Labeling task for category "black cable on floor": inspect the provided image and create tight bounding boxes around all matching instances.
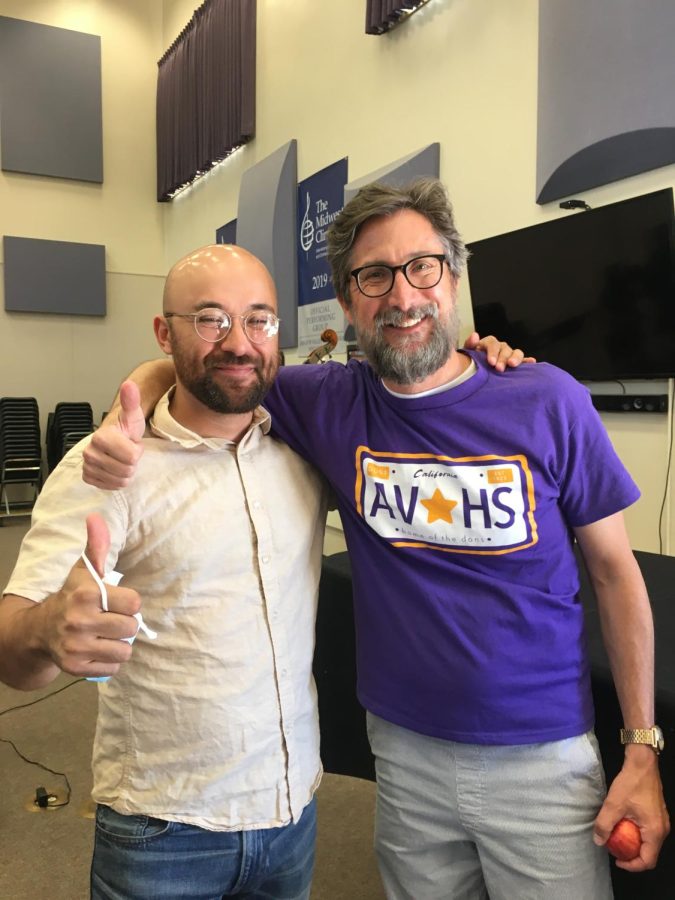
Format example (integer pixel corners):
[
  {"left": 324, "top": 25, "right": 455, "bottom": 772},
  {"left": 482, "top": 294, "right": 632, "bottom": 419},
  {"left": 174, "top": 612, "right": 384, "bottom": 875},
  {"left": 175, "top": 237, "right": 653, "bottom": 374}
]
[{"left": 0, "top": 678, "right": 85, "bottom": 809}]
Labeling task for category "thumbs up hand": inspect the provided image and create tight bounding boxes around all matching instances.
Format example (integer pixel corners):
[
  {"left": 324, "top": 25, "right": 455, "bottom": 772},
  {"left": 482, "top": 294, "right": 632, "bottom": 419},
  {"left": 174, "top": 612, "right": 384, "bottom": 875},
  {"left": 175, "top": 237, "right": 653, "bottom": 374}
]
[
  {"left": 83, "top": 381, "right": 146, "bottom": 490},
  {"left": 39, "top": 514, "right": 142, "bottom": 679},
  {"left": 117, "top": 381, "right": 147, "bottom": 443},
  {"left": 82, "top": 510, "right": 112, "bottom": 578}
]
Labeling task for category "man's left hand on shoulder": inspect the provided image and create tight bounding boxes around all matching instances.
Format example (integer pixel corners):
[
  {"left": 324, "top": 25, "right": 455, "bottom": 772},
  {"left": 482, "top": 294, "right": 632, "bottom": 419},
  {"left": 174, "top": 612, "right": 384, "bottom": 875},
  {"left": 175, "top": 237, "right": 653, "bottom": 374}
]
[{"left": 463, "top": 332, "right": 536, "bottom": 372}]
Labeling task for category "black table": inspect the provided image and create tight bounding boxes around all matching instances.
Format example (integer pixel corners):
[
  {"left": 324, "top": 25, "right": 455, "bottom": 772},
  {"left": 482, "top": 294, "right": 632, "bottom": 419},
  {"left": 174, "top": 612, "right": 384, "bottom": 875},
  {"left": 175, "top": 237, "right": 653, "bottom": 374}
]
[{"left": 313, "top": 548, "right": 674, "bottom": 898}]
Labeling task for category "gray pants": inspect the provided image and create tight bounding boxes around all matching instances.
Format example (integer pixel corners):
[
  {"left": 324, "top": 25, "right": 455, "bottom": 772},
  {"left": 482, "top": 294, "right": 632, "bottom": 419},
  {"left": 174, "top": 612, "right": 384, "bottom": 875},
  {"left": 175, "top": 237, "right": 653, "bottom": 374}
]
[{"left": 367, "top": 713, "right": 613, "bottom": 900}]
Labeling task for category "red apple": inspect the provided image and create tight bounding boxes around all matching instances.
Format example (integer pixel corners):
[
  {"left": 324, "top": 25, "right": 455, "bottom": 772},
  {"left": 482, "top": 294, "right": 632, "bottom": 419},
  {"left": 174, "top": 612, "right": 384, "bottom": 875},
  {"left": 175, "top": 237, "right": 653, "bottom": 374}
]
[{"left": 606, "top": 818, "right": 642, "bottom": 861}]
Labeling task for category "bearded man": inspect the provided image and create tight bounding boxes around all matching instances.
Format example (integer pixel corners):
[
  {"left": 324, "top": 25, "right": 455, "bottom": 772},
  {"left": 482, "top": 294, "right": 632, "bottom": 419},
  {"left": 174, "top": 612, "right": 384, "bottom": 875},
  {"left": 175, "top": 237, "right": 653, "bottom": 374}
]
[
  {"left": 0, "top": 246, "right": 330, "bottom": 900},
  {"left": 75, "top": 178, "right": 668, "bottom": 899}
]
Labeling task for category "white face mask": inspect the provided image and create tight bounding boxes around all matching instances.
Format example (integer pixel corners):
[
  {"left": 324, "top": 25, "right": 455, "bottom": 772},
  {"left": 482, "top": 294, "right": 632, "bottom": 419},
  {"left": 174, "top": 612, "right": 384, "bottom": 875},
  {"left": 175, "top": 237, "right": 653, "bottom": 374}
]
[{"left": 81, "top": 551, "right": 157, "bottom": 683}]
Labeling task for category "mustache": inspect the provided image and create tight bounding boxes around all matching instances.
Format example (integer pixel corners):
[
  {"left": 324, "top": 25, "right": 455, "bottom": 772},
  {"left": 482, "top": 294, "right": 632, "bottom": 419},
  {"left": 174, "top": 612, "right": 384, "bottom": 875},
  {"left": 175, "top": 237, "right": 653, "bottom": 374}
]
[
  {"left": 205, "top": 350, "right": 261, "bottom": 369},
  {"left": 375, "top": 303, "right": 439, "bottom": 328}
]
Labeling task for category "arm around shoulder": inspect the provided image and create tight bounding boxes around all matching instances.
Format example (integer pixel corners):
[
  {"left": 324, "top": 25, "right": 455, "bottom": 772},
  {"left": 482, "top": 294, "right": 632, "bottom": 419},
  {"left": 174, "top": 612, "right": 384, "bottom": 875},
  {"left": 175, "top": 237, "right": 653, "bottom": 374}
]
[
  {"left": 102, "top": 359, "right": 175, "bottom": 426},
  {"left": 83, "top": 361, "right": 174, "bottom": 490}
]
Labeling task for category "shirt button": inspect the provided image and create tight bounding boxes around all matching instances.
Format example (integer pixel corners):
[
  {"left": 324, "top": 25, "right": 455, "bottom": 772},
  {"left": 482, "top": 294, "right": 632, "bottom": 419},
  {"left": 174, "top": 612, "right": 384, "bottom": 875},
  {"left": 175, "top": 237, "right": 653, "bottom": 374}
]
[
  {"left": 262, "top": 555, "right": 270, "bottom": 564},
  {"left": 253, "top": 500, "right": 261, "bottom": 509}
]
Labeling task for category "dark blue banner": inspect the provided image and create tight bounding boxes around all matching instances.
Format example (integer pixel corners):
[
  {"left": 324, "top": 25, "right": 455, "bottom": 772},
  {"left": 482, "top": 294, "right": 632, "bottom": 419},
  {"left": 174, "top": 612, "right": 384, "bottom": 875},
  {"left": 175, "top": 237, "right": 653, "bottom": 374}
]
[{"left": 296, "top": 158, "right": 348, "bottom": 351}]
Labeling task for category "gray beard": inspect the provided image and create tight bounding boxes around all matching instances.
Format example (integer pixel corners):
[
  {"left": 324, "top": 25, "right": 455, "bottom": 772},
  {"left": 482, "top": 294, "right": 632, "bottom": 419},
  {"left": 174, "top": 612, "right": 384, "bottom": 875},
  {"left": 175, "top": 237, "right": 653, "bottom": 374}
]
[{"left": 355, "top": 303, "right": 460, "bottom": 385}]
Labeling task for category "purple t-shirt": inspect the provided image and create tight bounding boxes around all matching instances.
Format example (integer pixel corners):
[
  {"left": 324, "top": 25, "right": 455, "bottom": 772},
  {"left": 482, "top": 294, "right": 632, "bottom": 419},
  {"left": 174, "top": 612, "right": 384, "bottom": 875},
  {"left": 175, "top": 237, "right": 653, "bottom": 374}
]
[{"left": 265, "top": 351, "right": 639, "bottom": 744}]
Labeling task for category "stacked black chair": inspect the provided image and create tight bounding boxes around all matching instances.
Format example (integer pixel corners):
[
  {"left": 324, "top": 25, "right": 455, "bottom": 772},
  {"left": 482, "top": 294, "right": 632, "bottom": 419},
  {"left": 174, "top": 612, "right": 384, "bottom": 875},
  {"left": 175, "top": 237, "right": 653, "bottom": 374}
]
[
  {"left": 0, "top": 396, "right": 43, "bottom": 517},
  {"left": 47, "top": 402, "right": 95, "bottom": 472}
]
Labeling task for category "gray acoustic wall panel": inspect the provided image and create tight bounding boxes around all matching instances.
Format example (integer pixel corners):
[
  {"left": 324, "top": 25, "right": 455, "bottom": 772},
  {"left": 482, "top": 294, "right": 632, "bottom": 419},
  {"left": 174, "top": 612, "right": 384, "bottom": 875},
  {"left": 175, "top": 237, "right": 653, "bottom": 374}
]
[
  {"left": 237, "top": 141, "right": 298, "bottom": 348},
  {"left": 0, "top": 16, "right": 103, "bottom": 183},
  {"left": 4, "top": 236, "right": 106, "bottom": 316},
  {"left": 344, "top": 143, "right": 440, "bottom": 203},
  {"left": 537, "top": 0, "right": 675, "bottom": 204}
]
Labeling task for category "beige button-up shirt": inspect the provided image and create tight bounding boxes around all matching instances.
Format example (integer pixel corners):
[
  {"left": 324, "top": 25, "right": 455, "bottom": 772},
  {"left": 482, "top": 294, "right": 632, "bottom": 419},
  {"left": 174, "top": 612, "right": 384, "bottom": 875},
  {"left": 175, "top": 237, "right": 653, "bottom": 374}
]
[{"left": 5, "top": 392, "right": 329, "bottom": 830}]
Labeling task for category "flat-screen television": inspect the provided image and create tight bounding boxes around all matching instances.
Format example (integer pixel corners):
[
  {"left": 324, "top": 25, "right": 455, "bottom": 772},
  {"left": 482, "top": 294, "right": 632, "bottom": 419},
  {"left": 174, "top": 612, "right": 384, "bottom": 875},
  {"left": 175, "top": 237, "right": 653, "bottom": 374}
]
[{"left": 467, "top": 189, "right": 675, "bottom": 381}]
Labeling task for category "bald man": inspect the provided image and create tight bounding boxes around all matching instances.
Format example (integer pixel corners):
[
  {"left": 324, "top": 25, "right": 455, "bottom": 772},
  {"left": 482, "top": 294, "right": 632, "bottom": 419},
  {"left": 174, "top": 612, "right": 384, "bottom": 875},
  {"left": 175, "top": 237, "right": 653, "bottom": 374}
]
[{"left": 0, "top": 246, "right": 330, "bottom": 900}]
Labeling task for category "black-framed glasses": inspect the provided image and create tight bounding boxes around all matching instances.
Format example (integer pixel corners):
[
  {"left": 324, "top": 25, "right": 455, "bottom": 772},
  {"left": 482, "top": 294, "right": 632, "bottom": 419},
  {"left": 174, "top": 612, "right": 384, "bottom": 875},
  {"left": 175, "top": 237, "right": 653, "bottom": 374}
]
[
  {"left": 164, "top": 308, "right": 281, "bottom": 344},
  {"left": 350, "top": 253, "right": 447, "bottom": 298}
]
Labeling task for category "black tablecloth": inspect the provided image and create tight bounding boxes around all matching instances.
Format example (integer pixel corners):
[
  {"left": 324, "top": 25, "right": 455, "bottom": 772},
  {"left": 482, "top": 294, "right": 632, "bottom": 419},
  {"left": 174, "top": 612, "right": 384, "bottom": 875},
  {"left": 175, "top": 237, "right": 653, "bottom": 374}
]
[{"left": 313, "top": 548, "right": 675, "bottom": 897}]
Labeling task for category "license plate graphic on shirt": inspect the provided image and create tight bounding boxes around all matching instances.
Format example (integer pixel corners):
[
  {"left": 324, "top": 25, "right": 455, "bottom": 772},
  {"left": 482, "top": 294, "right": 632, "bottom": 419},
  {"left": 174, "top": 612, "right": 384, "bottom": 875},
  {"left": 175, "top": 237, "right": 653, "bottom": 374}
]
[{"left": 354, "top": 447, "right": 537, "bottom": 554}]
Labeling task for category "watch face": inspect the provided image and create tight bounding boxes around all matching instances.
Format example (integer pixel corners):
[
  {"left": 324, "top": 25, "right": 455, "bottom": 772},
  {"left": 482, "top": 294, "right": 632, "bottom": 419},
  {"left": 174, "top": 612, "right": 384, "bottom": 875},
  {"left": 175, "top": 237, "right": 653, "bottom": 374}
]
[{"left": 655, "top": 726, "right": 665, "bottom": 751}]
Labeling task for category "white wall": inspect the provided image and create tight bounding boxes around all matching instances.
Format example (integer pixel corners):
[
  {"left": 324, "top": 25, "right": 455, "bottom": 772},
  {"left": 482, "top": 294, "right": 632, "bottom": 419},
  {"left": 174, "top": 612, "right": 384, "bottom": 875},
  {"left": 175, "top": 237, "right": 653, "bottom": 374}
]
[
  {"left": 0, "top": 0, "right": 166, "bottom": 437},
  {"left": 157, "top": 0, "right": 674, "bottom": 554},
  {"left": 1, "top": 0, "right": 671, "bottom": 551}
]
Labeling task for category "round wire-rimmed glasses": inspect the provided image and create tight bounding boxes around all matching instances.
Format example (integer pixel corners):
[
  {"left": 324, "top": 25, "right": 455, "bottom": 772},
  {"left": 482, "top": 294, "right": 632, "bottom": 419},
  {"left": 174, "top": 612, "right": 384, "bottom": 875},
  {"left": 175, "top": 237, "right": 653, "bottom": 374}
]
[
  {"left": 164, "top": 308, "right": 281, "bottom": 344},
  {"left": 350, "top": 253, "right": 447, "bottom": 298}
]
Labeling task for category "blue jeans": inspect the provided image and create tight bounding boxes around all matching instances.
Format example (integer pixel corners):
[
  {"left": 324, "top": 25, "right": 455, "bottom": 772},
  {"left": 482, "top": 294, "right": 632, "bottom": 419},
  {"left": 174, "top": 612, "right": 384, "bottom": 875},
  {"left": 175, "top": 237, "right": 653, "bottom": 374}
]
[{"left": 90, "top": 797, "right": 316, "bottom": 900}]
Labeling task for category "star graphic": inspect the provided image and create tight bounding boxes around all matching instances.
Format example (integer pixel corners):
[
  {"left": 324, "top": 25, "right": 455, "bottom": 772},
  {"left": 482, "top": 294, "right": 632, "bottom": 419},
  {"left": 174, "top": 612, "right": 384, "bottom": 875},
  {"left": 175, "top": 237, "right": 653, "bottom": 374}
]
[{"left": 420, "top": 487, "right": 458, "bottom": 525}]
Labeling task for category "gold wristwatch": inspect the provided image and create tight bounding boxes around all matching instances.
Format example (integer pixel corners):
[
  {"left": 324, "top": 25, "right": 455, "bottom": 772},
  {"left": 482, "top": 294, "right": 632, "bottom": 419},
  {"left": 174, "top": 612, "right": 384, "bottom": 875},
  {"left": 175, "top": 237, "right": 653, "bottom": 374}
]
[{"left": 620, "top": 726, "right": 664, "bottom": 755}]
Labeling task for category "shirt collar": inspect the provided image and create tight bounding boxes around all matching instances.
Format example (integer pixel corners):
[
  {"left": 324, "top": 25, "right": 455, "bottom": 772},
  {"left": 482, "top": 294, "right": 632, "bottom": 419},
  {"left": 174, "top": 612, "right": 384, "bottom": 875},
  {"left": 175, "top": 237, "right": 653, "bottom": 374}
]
[
  {"left": 382, "top": 357, "right": 477, "bottom": 399},
  {"left": 149, "top": 387, "right": 271, "bottom": 449}
]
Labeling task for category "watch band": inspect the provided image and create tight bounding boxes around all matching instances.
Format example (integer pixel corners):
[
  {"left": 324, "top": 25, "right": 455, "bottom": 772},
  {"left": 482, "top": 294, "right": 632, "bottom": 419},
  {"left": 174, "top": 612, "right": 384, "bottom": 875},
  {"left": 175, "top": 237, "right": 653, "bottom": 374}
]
[{"left": 620, "top": 726, "right": 663, "bottom": 754}]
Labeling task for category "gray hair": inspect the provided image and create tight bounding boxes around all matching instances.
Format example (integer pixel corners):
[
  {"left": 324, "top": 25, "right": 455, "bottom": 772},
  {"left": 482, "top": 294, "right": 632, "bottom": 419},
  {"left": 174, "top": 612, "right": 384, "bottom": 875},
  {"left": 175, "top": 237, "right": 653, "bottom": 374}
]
[{"left": 327, "top": 177, "right": 468, "bottom": 305}]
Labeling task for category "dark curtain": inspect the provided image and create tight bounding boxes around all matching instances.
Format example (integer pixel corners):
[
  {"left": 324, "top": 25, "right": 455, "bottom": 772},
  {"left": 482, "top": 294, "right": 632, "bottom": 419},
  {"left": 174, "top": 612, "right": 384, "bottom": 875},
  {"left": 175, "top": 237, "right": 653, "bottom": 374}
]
[
  {"left": 365, "top": 0, "right": 421, "bottom": 35},
  {"left": 156, "top": 0, "right": 256, "bottom": 201}
]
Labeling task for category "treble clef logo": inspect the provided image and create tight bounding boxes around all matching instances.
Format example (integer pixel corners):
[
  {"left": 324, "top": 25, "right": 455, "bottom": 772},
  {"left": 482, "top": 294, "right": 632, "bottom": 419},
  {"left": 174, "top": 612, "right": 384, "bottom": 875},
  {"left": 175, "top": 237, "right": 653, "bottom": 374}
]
[{"left": 300, "top": 192, "right": 314, "bottom": 252}]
